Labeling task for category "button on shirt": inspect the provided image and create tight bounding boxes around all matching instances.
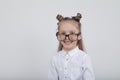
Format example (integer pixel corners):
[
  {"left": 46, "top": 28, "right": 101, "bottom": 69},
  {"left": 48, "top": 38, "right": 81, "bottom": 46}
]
[{"left": 48, "top": 47, "right": 95, "bottom": 80}]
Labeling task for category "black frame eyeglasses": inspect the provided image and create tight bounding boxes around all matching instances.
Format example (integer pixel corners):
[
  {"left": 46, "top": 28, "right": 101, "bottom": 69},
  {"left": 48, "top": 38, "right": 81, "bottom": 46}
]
[{"left": 56, "top": 32, "right": 81, "bottom": 41}]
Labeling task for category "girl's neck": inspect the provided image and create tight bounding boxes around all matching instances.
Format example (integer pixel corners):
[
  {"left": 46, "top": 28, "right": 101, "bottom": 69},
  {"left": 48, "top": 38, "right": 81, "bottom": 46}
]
[{"left": 63, "top": 46, "right": 77, "bottom": 52}]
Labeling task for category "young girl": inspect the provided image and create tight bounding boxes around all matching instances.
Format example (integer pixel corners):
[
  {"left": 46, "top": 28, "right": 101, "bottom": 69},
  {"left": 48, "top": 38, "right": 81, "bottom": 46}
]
[{"left": 48, "top": 13, "right": 95, "bottom": 80}]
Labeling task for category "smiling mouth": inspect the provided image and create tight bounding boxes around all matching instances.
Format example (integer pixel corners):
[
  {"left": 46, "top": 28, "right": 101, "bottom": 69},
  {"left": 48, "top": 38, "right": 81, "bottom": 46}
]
[{"left": 63, "top": 40, "right": 73, "bottom": 44}]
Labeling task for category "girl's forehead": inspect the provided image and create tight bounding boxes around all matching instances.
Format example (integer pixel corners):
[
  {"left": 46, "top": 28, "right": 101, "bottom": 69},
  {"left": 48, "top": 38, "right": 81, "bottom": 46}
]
[
  {"left": 59, "top": 20, "right": 78, "bottom": 26},
  {"left": 58, "top": 20, "right": 79, "bottom": 31}
]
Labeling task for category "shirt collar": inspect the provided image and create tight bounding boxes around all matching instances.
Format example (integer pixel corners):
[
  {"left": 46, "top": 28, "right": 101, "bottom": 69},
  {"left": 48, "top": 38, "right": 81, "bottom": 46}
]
[{"left": 61, "top": 46, "right": 79, "bottom": 57}]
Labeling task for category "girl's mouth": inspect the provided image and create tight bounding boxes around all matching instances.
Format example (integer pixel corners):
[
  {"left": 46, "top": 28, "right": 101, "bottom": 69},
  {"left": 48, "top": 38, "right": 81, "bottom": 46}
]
[{"left": 63, "top": 40, "right": 73, "bottom": 45}]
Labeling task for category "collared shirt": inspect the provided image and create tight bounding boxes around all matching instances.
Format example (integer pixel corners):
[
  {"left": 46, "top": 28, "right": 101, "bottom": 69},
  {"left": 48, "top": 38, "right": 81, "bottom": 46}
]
[{"left": 48, "top": 46, "right": 95, "bottom": 80}]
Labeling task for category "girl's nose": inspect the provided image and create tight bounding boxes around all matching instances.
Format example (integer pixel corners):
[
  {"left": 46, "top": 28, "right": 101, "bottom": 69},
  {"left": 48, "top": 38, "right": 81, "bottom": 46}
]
[
  {"left": 65, "top": 36, "right": 69, "bottom": 40},
  {"left": 65, "top": 35, "right": 70, "bottom": 40}
]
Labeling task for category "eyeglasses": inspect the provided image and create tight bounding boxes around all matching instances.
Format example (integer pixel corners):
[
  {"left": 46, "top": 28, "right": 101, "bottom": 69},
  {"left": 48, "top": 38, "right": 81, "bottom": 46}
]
[{"left": 56, "top": 32, "right": 81, "bottom": 41}]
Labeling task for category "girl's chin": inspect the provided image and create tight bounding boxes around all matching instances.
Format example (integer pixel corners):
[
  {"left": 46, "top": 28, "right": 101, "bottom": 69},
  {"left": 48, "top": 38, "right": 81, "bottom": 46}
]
[
  {"left": 61, "top": 41, "right": 77, "bottom": 50},
  {"left": 63, "top": 45, "right": 73, "bottom": 50},
  {"left": 63, "top": 46, "right": 74, "bottom": 51}
]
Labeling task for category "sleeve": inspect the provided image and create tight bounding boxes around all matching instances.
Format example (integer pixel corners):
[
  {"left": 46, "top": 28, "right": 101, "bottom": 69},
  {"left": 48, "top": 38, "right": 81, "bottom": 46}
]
[
  {"left": 48, "top": 56, "right": 59, "bottom": 80},
  {"left": 82, "top": 54, "right": 95, "bottom": 80}
]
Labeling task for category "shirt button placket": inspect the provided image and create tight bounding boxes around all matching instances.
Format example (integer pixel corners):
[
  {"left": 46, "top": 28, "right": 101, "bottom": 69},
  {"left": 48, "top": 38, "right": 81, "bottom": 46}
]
[{"left": 64, "top": 54, "right": 69, "bottom": 80}]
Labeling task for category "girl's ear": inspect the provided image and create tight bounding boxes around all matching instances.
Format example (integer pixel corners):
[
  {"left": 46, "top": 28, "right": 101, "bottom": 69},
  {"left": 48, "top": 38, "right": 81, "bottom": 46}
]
[{"left": 78, "top": 35, "right": 82, "bottom": 40}]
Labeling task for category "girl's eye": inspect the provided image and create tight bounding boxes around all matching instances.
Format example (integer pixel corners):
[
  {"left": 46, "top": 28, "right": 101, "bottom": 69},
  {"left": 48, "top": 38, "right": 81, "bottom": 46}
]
[{"left": 60, "top": 32, "right": 66, "bottom": 35}]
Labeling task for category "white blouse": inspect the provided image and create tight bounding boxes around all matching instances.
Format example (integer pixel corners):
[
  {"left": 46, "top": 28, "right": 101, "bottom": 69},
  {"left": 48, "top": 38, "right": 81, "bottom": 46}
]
[{"left": 48, "top": 47, "right": 95, "bottom": 80}]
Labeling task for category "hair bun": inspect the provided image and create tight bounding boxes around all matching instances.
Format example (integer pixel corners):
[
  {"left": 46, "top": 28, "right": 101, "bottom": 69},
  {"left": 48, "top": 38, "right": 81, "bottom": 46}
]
[
  {"left": 56, "top": 14, "right": 64, "bottom": 22},
  {"left": 76, "top": 13, "right": 82, "bottom": 19},
  {"left": 72, "top": 13, "right": 82, "bottom": 22}
]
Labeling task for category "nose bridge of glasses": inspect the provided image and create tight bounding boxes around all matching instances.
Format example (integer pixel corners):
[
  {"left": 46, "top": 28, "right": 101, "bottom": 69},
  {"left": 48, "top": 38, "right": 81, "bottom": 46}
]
[
  {"left": 64, "top": 34, "right": 69, "bottom": 40},
  {"left": 65, "top": 34, "right": 70, "bottom": 37}
]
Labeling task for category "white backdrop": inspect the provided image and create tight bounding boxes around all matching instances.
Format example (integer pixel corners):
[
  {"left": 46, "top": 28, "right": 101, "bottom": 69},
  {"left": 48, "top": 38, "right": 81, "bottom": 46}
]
[{"left": 0, "top": 0, "right": 120, "bottom": 80}]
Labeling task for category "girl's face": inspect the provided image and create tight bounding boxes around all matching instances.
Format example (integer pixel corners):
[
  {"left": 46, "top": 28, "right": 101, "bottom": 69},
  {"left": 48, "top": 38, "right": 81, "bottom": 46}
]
[{"left": 58, "top": 21, "right": 81, "bottom": 51}]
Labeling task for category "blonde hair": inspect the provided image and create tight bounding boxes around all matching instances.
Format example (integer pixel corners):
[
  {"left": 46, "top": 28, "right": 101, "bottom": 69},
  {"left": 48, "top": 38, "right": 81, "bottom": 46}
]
[{"left": 56, "top": 13, "right": 84, "bottom": 51}]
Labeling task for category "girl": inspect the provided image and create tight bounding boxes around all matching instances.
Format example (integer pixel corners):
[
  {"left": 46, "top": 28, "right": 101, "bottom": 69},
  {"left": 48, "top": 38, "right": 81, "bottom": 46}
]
[{"left": 48, "top": 13, "right": 95, "bottom": 80}]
